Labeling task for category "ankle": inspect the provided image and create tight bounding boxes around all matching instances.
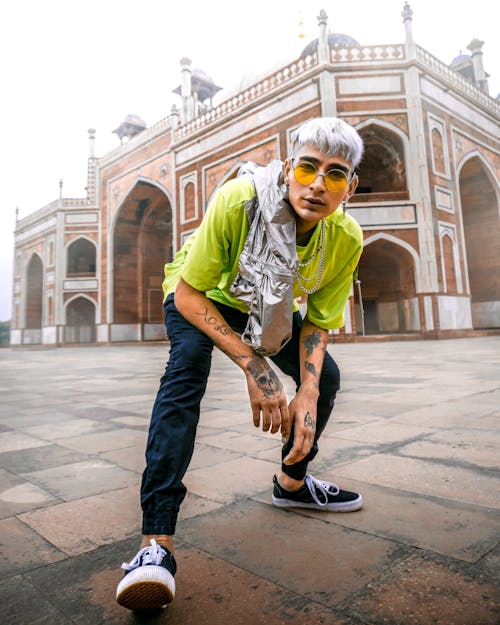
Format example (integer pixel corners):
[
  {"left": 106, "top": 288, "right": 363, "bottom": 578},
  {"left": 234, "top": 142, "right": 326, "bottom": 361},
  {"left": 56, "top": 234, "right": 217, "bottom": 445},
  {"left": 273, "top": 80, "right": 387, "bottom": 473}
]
[
  {"left": 278, "top": 472, "right": 305, "bottom": 492},
  {"left": 141, "top": 534, "right": 174, "bottom": 553}
]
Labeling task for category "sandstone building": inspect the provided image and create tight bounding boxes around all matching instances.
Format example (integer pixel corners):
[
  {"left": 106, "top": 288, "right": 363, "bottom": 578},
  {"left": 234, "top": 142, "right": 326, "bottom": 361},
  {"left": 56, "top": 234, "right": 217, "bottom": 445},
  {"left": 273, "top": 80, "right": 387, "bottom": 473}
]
[{"left": 11, "top": 4, "right": 500, "bottom": 346}]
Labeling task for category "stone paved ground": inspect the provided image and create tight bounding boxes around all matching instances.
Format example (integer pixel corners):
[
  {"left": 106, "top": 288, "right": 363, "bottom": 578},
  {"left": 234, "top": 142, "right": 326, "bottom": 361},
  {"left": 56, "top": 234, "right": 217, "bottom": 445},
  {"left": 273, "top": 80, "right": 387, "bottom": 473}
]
[{"left": 0, "top": 337, "right": 499, "bottom": 625}]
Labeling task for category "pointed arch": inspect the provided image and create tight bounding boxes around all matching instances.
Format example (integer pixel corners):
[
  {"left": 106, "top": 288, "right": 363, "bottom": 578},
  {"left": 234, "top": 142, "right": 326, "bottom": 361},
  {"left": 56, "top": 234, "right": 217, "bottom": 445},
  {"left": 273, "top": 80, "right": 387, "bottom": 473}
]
[
  {"left": 354, "top": 118, "right": 410, "bottom": 203},
  {"left": 112, "top": 176, "right": 174, "bottom": 233},
  {"left": 353, "top": 118, "right": 409, "bottom": 202},
  {"left": 457, "top": 151, "right": 500, "bottom": 329},
  {"left": 64, "top": 295, "right": 96, "bottom": 343},
  {"left": 358, "top": 234, "right": 421, "bottom": 334},
  {"left": 110, "top": 178, "right": 173, "bottom": 334},
  {"left": 441, "top": 233, "right": 457, "bottom": 293},
  {"left": 25, "top": 252, "right": 44, "bottom": 330},
  {"left": 66, "top": 236, "right": 96, "bottom": 275},
  {"left": 456, "top": 150, "right": 500, "bottom": 213},
  {"left": 363, "top": 233, "right": 422, "bottom": 292}
]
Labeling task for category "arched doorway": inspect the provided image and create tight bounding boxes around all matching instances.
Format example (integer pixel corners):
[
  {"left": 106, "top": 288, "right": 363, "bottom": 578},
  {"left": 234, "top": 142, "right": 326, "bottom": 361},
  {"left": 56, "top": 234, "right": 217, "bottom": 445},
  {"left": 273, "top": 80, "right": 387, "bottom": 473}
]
[
  {"left": 67, "top": 238, "right": 96, "bottom": 275},
  {"left": 357, "top": 238, "right": 420, "bottom": 334},
  {"left": 25, "top": 254, "right": 43, "bottom": 337},
  {"left": 64, "top": 297, "right": 96, "bottom": 343},
  {"left": 113, "top": 181, "right": 173, "bottom": 338},
  {"left": 459, "top": 157, "right": 500, "bottom": 329},
  {"left": 355, "top": 124, "right": 409, "bottom": 203}
]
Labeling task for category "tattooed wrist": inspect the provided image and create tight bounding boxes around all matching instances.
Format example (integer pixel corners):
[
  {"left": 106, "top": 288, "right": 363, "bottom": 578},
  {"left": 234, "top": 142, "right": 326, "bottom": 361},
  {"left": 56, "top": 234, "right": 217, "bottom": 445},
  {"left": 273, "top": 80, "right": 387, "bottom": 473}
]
[
  {"left": 304, "top": 361, "right": 318, "bottom": 377},
  {"left": 246, "top": 356, "right": 281, "bottom": 397}
]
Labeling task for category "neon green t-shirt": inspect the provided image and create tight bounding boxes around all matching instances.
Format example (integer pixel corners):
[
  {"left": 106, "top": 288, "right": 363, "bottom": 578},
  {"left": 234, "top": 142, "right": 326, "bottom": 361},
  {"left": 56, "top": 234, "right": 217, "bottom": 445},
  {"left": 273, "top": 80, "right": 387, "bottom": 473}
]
[{"left": 163, "top": 176, "right": 363, "bottom": 330}]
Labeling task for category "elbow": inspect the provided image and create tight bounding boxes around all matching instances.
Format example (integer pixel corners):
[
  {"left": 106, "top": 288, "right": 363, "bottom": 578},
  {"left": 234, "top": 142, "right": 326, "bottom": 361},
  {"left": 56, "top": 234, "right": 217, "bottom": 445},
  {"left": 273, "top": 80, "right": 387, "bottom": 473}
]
[
  {"left": 174, "top": 278, "right": 189, "bottom": 313},
  {"left": 174, "top": 278, "right": 203, "bottom": 314}
]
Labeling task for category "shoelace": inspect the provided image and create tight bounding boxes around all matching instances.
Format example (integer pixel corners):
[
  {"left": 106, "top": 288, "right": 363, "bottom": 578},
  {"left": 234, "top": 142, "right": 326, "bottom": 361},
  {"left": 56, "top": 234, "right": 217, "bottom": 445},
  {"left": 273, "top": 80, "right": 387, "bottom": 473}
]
[
  {"left": 121, "top": 538, "right": 165, "bottom": 572},
  {"left": 304, "top": 475, "right": 340, "bottom": 507}
]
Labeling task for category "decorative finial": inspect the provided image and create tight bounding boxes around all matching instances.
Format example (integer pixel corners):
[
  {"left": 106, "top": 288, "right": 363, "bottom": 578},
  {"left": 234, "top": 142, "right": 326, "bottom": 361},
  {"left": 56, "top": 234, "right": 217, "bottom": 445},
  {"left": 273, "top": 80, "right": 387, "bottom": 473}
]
[
  {"left": 87, "top": 128, "right": 96, "bottom": 158},
  {"left": 59, "top": 178, "right": 63, "bottom": 199},
  {"left": 467, "top": 38, "right": 484, "bottom": 52},
  {"left": 317, "top": 9, "right": 328, "bottom": 27},
  {"left": 402, "top": 2, "right": 413, "bottom": 21},
  {"left": 15, "top": 206, "right": 19, "bottom": 222}
]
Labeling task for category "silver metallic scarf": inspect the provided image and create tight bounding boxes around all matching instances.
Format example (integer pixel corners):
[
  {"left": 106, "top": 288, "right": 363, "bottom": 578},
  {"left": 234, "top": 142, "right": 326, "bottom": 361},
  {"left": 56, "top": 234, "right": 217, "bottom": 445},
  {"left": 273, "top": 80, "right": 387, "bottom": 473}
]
[{"left": 230, "top": 161, "right": 298, "bottom": 356}]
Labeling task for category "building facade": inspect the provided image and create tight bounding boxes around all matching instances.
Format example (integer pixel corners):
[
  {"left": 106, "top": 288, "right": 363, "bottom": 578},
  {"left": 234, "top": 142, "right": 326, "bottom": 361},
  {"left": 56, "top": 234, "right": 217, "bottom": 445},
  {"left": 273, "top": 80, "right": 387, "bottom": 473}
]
[{"left": 11, "top": 4, "right": 500, "bottom": 346}]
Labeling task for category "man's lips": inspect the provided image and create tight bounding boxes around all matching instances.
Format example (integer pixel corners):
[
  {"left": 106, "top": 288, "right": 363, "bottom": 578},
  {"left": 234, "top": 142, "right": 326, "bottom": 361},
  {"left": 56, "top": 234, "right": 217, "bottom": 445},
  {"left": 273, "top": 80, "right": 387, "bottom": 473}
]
[{"left": 302, "top": 196, "right": 325, "bottom": 207}]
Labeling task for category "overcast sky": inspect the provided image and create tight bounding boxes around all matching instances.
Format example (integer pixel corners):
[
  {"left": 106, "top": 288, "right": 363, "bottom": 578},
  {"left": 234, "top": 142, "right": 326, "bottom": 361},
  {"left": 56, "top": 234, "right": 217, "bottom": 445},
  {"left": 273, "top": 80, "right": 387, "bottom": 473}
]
[{"left": 1, "top": 0, "right": 499, "bottom": 322}]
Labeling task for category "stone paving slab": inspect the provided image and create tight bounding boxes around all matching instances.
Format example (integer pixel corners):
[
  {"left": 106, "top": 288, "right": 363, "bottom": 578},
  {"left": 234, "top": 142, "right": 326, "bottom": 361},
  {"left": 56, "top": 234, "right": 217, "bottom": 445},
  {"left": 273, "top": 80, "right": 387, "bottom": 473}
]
[
  {"left": 21, "top": 459, "right": 139, "bottom": 502},
  {"left": 342, "top": 553, "right": 499, "bottom": 625},
  {"left": 0, "top": 468, "right": 59, "bottom": 518},
  {"left": 334, "top": 453, "right": 500, "bottom": 508},
  {"left": 178, "top": 499, "right": 411, "bottom": 608},
  {"left": 14, "top": 537, "right": 353, "bottom": 625},
  {"left": 252, "top": 478, "right": 499, "bottom": 563},
  {"left": 0, "top": 337, "right": 499, "bottom": 624}
]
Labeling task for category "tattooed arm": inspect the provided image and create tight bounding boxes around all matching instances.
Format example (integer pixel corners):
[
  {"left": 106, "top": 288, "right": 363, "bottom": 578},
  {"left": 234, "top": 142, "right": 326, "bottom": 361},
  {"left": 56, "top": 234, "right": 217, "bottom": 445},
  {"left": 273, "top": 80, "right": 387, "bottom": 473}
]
[
  {"left": 283, "top": 317, "right": 329, "bottom": 466},
  {"left": 175, "top": 278, "right": 290, "bottom": 437}
]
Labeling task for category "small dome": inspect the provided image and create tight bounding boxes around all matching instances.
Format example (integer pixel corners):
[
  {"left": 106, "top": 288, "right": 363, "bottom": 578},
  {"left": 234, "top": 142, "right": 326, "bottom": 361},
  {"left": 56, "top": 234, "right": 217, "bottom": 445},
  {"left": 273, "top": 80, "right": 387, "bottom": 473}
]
[
  {"left": 450, "top": 53, "right": 472, "bottom": 68},
  {"left": 172, "top": 68, "right": 222, "bottom": 103},
  {"left": 123, "top": 114, "right": 146, "bottom": 127},
  {"left": 113, "top": 114, "right": 147, "bottom": 142},
  {"left": 301, "top": 32, "right": 360, "bottom": 58},
  {"left": 449, "top": 52, "right": 475, "bottom": 84}
]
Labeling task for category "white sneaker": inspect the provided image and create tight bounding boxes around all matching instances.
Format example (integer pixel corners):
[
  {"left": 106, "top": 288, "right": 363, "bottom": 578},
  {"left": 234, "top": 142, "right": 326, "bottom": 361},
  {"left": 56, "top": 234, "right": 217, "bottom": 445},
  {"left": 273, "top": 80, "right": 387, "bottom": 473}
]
[{"left": 116, "top": 539, "right": 176, "bottom": 610}]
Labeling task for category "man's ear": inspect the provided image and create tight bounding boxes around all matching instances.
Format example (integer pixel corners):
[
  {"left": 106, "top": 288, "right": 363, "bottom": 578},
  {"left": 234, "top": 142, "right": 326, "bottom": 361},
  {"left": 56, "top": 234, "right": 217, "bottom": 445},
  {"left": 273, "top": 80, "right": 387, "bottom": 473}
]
[
  {"left": 347, "top": 173, "right": 358, "bottom": 199},
  {"left": 284, "top": 158, "right": 292, "bottom": 184}
]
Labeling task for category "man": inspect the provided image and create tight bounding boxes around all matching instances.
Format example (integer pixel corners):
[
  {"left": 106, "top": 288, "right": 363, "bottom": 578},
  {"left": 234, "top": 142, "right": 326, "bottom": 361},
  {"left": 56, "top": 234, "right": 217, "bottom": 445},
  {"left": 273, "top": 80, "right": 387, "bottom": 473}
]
[{"left": 116, "top": 117, "right": 364, "bottom": 610}]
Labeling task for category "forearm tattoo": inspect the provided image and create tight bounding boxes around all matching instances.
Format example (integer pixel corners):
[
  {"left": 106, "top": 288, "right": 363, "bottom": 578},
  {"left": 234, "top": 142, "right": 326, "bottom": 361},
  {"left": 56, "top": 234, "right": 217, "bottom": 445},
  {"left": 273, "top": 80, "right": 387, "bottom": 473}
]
[
  {"left": 302, "top": 331, "right": 326, "bottom": 356},
  {"left": 304, "top": 411, "right": 316, "bottom": 430},
  {"left": 304, "top": 361, "right": 320, "bottom": 389},
  {"left": 195, "top": 306, "right": 230, "bottom": 336},
  {"left": 246, "top": 356, "right": 281, "bottom": 397},
  {"left": 304, "top": 361, "right": 318, "bottom": 378}
]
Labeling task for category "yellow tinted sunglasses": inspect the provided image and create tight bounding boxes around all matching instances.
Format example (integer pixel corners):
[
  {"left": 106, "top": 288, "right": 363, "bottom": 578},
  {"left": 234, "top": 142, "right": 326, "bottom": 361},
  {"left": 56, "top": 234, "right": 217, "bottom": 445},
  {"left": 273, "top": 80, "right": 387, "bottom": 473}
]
[{"left": 292, "top": 160, "right": 350, "bottom": 192}]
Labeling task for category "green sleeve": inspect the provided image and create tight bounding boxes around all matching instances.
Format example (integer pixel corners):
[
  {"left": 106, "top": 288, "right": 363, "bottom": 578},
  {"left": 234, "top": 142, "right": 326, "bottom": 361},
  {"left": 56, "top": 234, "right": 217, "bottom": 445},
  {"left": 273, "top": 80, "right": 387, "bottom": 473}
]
[{"left": 180, "top": 179, "right": 252, "bottom": 293}]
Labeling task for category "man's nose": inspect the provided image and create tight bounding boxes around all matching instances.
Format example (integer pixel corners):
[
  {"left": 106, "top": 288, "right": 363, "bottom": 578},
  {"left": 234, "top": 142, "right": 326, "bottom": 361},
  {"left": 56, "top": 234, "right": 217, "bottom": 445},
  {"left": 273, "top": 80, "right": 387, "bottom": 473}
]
[{"left": 310, "top": 172, "right": 327, "bottom": 189}]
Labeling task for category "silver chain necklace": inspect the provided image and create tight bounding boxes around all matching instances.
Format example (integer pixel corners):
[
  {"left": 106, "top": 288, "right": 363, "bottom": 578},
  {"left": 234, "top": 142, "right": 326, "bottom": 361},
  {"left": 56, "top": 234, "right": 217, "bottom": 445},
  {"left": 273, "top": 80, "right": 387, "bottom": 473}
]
[{"left": 296, "top": 219, "right": 326, "bottom": 294}]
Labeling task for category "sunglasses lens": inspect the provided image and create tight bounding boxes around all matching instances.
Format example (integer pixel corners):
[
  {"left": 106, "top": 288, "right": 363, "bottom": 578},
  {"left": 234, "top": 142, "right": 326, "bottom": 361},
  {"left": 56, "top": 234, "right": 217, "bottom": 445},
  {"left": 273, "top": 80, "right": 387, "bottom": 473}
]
[
  {"left": 324, "top": 169, "right": 348, "bottom": 191},
  {"left": 294, "top": 163, "right": 317, "bottom": 185},
  {"left": 294, "top": 162, "right": 349, "bottom": 191}
]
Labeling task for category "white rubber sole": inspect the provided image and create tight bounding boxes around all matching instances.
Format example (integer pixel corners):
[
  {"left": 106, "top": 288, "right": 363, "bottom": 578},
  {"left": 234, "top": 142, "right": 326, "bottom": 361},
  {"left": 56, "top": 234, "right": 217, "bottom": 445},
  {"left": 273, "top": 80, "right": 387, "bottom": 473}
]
[
  {"left": 116, "top": 565, "right": 175, "bottom": 611},
  {"left": 272, "top": 493, "right": 363, "bottom": 512}
]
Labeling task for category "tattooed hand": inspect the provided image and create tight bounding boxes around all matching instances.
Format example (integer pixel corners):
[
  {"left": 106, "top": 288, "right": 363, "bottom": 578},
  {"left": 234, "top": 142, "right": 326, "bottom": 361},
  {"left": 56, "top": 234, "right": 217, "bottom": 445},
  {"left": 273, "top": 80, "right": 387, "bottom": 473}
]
[
  {"left": 282, "top": 392, "right": 318, "bottom": 466},
  {"left": 245, "top": 355, "right": 290, "bottom": 438}
]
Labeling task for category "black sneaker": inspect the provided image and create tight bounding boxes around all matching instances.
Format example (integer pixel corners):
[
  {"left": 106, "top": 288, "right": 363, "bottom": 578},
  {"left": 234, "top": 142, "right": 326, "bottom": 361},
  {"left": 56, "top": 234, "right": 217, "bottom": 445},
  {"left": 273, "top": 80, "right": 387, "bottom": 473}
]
[
  {"left": 116, "top": 539, "right": 176, "bottom": 610},
  {"left": 272, "top": 474, "right": 363, "bottom": 512}
]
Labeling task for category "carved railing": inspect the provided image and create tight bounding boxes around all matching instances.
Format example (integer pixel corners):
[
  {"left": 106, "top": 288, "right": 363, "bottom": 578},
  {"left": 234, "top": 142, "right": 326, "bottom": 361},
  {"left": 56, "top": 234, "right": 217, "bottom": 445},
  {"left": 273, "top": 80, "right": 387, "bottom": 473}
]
[
  {"left": 15, "top": 200, "right": 58, "bottom": 231},
  {"left": 416, "top": 45, "right": 500, "bottom": 116},
  {"left": 63, "top": 198, "right": 93, "bottom": 208},
  {"left": 330, "top": 44, "right": 405, "bottom": 64},
  {"left": 175, "top": 53, "right": 318, "bottom": 140},
  {"left": 99, "top": 116, "right": 172, "bottom": 167}
]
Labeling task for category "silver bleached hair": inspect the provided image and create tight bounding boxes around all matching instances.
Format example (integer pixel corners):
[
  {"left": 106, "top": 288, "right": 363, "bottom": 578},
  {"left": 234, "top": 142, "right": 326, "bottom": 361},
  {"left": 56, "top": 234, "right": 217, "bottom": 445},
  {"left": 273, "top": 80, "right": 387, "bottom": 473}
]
[{"left": 290, "top": 117, "right": 364, "bottom": 168}]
